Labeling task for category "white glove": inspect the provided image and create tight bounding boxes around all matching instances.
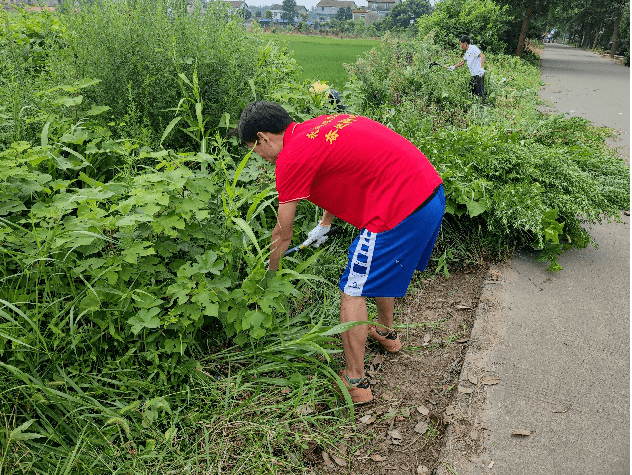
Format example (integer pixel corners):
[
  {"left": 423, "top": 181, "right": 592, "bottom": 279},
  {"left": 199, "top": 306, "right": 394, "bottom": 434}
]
[
  {"left": 302, "top": 223, "right": 331, "bottom": 248},
  {"left": 478, "top": 68, "right": 486, "bottom": 76},
  {"left": 448, "top": 66, "right": 456, "bottom": 71}
]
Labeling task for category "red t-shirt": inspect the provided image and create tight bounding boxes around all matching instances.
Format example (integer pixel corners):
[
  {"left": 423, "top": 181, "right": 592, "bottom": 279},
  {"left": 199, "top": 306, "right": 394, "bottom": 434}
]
[{"left": 275, "top": 114, "right": 442, "bottom": 233}]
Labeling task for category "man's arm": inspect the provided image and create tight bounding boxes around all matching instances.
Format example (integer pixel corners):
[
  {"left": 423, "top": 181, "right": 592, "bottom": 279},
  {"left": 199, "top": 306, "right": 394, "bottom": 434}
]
[
  {"left": 269, "top": 201, "right": 298, "bottom": 271},
  {"left": 479, "top": 52, "right": 485, "bottom": 68},
  {"left": 320, "top": 210, "right": 336, "bottom": 227}
]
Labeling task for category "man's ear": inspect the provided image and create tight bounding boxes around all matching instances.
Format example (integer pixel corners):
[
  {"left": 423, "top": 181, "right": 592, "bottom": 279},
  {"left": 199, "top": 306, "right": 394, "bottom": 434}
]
[{"left": 256, "top": 131, "right": 268, "bottom": 143}]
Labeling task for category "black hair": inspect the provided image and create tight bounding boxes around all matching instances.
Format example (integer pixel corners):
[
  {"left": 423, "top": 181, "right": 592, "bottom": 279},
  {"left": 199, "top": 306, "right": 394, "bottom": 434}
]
[
  {"left": 237, "top": 101, "right": 293, "bottom": 143},
  {"left": 460, "top": 35, "right": 471, "bottom": 44}
]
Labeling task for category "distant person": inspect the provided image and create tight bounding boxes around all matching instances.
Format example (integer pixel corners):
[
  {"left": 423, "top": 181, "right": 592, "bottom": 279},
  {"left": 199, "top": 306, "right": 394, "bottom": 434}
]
[
  {"left": 449, "top": 35, "right": 486, "bottom": 101},
  {"left": 237, "top": 101, "right": 445, "bottom": 404}
]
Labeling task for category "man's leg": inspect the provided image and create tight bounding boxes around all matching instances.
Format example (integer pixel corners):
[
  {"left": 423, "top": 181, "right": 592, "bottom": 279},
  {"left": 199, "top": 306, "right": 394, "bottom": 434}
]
[
  {"left": 375, "top": 297, "right": 395, "bottom": 331},
  {"left": 340, "top": 291, "right": 368, "bottom": 380},
  {"left": 369, "top": 297, "right": 402, "bottom": 353}
]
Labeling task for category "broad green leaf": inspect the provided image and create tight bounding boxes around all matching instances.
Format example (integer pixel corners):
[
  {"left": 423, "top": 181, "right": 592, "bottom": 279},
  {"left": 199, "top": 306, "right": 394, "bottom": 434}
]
[
  {"left": 84, "top": 105, "right": 111, "bottom": 116},
  {"left": 41, "top": 121, "right": 50, "bottom": 146},
  {"left": 55, "top": 95, "right": 83, "bottom": 107},
  {"left": 465, "top": 199, "right": 487, "bottom": 217},
  {"left": 127, "top": 308, "right": 161, "bottom": 335},
  {"left": 121, "top": 241, "right": 155, "bottom": 264}
]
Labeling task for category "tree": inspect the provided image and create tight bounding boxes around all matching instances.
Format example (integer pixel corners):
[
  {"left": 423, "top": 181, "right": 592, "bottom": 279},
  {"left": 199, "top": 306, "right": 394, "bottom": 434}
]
[
  {"left": 239, "top": 7, "right": 252, "bottom": 20},
  {"left": 609, "top": 0, "right": 627, "bottom": 58},
  {"left": 335, "top": 6, "right": 353, "bottom": 21},
  {"left": 282, "top": 0, "right": 298, "bottom": 23},
  {"left": 383, "top": 0, "right": 432, "bottom": 29}
]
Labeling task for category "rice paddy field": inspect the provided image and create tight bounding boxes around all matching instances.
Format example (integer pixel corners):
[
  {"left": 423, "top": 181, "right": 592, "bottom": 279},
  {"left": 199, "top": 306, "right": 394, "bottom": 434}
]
[{"left": 270, "top": 33, "right": 381, "bottom": 88}]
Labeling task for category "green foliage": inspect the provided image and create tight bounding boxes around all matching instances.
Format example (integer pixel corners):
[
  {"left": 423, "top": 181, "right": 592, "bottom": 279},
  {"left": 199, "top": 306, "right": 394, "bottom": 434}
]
[
  {"left": 381, "top": 0, "right": 432, "bottom": 30},
  {"left": 281, "top": 0, "right": 298, "bottom": 23},
  {"left": 415, "top": 0, "right": 511, "bottom": 53},
  {"left": 335, "top": 6, "right": 353, "bottom": 21},
  {"left": 5, "top": 0, "right": 298, "bottom": 150},
  {"left": 345, "top": 34, "right": 484, "bottom": 119},
  {"left": 0, "top": 5, "right": 630, "bottom": 472},
  {"left": 345, "top": 35, "right": 629, "bottom": 270}
]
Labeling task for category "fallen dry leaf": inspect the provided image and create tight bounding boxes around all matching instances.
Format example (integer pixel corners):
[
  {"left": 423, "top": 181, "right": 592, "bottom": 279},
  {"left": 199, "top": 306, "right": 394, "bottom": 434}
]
[
  {"left": 458, "top": 386, "right": 474, "bottom": 394},
  {"left": 332, "top": 455, "right": 346, "bottom": 467},
  {"left": 371, "top": 355, "right": 384, "bottom": 365},
  {"left": 321, "top": 451, "right": 333, "bottom": 467},
  {"left": 371, "top": 454, "right": 387, "bottom": 462},
  {"left": 414, "top": 421, "right": 428, "bottom": 434},
  {"left": 511, "top": 429, "right": 532, "bottom": 436},
  {"left": 416, "top": 404, "right": 430, "bottom": 416},
  {"left": 417, "top": 465, "right": 429, "bottom": 474},
  {"left": 396, "top": 416, "right": 405, "bottom": 422},
  {"left": 455, "top": 305, "right": 472, "bottom": 310},
  {"left": 281, "top": 387, "right": 292, "bottom": 394},
  {"left": 337, "top": 442, "right": 348, "bottom": 456},
  {"left": 296, "top": 404, "right": 314, "bottom": 415},
  {"left": 456, "top": 338, "right": 469, "bottom": 343},
  {"left": 388, "top": 429, "right": 402, "bottom": 440},
  {"left": 467, "top": 372, "right": 478, "bottom": 385},
  {"left": 359, "top": 414, "right": 373, "bottom": 424},
  {"left": 482, "top": 376, "right": 501, "bottom": 385}
]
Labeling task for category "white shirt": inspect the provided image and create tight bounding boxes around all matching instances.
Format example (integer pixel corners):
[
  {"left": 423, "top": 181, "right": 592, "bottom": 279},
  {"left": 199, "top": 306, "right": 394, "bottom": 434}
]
[{"left": 464, "top": 44, "right": 484, "bottom": 76}]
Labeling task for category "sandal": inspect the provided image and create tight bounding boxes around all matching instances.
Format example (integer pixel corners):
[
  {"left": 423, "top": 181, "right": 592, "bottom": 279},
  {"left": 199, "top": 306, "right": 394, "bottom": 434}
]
[
  {"left": 368, "top": 325, "right": 402, "bottom": 353},
  {"left": 337, "top": 370, "right": 374, "bottom": 404}
]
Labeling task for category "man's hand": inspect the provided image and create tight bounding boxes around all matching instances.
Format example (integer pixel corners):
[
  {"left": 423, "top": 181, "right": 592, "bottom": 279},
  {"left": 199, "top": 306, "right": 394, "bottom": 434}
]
[
  {"left": 304, "top": 223, "right": 331, "bottom": 248},
  {"left": 478, "top": 68, "right": 486, "bottom": 76}
]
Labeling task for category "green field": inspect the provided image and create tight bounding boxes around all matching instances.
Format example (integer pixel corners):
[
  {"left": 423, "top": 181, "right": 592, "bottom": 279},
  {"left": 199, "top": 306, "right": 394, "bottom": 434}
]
[{"left": 271, "top": 34, "right": 380, "bottom": 89}]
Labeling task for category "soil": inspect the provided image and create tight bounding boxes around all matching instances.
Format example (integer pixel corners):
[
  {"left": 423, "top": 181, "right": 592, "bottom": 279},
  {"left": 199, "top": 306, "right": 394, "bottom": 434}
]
[{"left": 306, "top": 263, "right": 498, "bottom": 475}]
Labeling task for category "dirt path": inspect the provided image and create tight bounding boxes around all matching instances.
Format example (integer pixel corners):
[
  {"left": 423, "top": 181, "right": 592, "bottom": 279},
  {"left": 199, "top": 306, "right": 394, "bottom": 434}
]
[{"left": 307, "top": 264, "right": 493, "bottom": 474}]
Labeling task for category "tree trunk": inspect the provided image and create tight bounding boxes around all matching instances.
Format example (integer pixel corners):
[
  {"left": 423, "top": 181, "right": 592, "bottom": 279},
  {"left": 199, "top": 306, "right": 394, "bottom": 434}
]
[
  {"left": 592, "top": 25, "right": 602, "bottom": 49},
  {"left": 610, "top": 6, "right": 623, "bottom": 58},
  {"left": 516, "top": 0, "right": 536, "bottom": 57}
]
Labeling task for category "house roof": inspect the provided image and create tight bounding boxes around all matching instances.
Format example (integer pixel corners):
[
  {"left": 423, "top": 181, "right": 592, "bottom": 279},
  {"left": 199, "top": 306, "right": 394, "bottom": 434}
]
[
  {"left": 270, "top": 4, "right": 308, "bottom": 11},
  {"left": 316, "top": 0, "right": 357, "bottom": 7},
  {"left": 368, "top": 0, "right": 395, "bottom": 3},
  {"left": 226, "top": 0, "right": 246, "bottom": 8}
]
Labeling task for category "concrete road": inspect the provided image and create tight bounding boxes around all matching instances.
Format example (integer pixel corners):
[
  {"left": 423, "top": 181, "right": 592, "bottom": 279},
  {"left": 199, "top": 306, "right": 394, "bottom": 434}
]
[{"left": 439, "top": 44, "right": 630, "bottom": 475}]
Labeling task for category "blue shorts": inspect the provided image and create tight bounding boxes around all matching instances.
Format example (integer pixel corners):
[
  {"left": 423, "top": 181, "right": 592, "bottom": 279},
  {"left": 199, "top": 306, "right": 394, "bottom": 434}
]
[{"left": 339, "top": 185, "right": 445, "bottom": 298}]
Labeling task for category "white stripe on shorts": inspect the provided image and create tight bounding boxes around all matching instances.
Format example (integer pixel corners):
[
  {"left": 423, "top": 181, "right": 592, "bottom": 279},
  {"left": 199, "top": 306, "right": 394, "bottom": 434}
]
[{"left": 343, "top": 230, "right": 377, "bottom": 296}]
